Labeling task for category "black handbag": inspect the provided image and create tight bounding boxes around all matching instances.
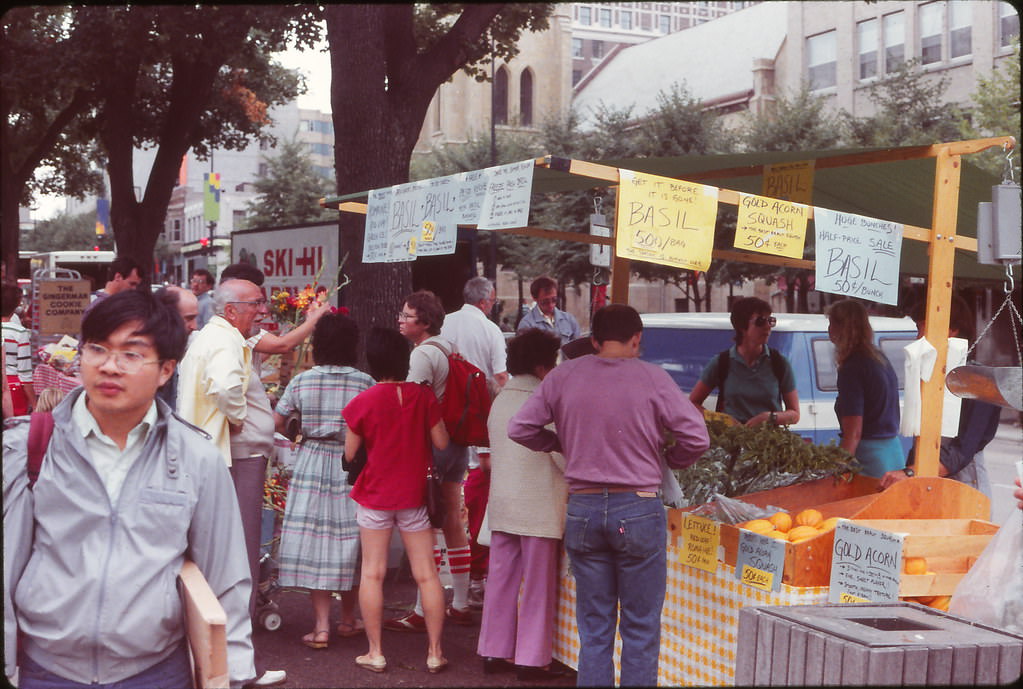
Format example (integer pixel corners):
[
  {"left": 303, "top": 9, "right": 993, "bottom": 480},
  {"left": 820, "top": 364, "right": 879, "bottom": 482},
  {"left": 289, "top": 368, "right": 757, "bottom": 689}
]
[
  {"left": 424, "top": 463, "right": 445, "bottom": 528},
  {"left": 341, "top": 444, "right": 367, "bottom": 486}
]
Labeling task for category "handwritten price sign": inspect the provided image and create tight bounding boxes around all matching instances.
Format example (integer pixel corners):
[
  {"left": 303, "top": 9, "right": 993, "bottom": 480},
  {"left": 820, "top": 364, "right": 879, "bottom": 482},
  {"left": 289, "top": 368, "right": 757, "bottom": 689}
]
[
  {"left": 681, "top": 514, "right": 720, "bottom": 573},
  {"left": 615, "top": 169, "right": 718, "bottom": 271},
  {"left": 814, "top": 208, "right": 904, "bottom": 305},
  {"left": 735, "top": 193, "right": 809, "bottom": 259},
  {"left": 762, "top": 160, "right": 815, "bottom": 205}
]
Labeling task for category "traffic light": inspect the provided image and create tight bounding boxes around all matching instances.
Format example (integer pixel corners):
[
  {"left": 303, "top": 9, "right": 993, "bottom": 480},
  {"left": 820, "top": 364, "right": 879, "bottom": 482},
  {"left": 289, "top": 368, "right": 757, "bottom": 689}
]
[{"left": 199, "top": 237, "right": 209, "bottom": 248}]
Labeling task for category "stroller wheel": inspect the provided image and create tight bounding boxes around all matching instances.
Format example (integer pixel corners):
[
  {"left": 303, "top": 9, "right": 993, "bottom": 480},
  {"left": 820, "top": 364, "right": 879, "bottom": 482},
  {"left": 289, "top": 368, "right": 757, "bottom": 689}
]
[{"left": 260, "top": 609, "right": 282, "bottom": 631}]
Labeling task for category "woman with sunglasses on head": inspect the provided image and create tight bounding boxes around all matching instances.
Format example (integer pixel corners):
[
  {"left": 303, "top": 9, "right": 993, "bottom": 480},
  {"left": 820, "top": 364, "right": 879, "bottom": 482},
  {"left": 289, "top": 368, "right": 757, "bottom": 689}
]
[{"left": 689, "top": 297, "right": 800, "bottom": 427}]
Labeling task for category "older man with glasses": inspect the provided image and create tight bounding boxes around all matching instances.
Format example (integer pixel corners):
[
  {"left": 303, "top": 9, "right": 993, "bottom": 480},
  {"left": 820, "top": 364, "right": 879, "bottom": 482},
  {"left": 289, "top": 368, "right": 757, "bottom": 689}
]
[{"left": 176, "top": 277, "right": 287, "bottom": 688}]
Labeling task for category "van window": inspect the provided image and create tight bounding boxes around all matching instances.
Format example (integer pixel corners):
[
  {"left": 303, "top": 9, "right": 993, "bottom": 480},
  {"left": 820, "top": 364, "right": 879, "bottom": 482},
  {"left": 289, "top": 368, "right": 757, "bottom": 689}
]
[
  {"left": 813, "top": 336, "right": 915, "bottom": 391},
  {"left": 878, "top": 336, "right": 915, "bottom": 389},
  {"left": 639, "top": 327, "right": 735, "bottom": 392}
]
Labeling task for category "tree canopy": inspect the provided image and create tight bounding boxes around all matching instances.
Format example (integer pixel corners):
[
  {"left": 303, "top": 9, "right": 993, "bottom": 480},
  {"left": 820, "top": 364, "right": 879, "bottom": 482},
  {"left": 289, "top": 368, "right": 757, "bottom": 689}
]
[{"left": 243, "top": 137, "right": 335, "bottom": 229}]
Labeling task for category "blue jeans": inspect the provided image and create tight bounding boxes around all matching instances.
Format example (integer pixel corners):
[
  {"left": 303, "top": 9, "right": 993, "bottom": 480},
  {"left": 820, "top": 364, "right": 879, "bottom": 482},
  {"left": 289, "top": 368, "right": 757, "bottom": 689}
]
[
  {"left": 19, "top": 642, "right": 192, "bottom": 689},
  {"left": 564, "top": 491, "right": 666, "bottom": 687}
]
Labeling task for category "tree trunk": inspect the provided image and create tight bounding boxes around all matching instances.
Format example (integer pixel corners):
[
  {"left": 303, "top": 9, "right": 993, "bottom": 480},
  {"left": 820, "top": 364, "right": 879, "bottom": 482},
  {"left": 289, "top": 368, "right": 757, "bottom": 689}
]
[{"left": 325, "top": 4, "right": 503, "bottom": 363}]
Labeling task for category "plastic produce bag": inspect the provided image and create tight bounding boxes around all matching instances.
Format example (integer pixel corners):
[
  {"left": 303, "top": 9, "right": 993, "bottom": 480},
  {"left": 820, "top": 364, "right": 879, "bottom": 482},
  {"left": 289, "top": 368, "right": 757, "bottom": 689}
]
[
  {"left": 689, "top": 493, "right": 783, "bottom": 525},
  {"left": 948, "top": 513, "right": 1023, "bottom": 634}
]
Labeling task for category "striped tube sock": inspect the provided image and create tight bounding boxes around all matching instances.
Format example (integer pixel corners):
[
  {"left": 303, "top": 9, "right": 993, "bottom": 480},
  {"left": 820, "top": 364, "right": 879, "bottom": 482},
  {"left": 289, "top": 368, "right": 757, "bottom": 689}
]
[{"left": 448, "top": 545, "right": 472, "bottom": 610}]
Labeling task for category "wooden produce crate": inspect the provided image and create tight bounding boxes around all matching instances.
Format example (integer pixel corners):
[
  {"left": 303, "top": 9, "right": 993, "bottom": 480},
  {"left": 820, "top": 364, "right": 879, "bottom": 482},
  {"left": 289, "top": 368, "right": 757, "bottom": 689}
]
[
  {"left": 853, "top": 518, "right": 999, "bottom": 598},
  {"left": 669, "top": 476, "right": 991, "bottom": 588}
]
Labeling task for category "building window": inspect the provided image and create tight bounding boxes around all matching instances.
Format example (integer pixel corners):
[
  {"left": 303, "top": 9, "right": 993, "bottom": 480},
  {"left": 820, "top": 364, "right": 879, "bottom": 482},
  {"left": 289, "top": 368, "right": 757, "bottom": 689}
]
[
  {"left": 621, "top": 10, "right": 632, "bottom": 30},
  {"left": 919, "top": 2, "right": 942, "bottom": 65},
  {"left": 999, "top": 1, "right": 1018, "bottom": 47},
  {"left": 572, "top": 69, "right": 582, "bottom": 86},
  {"left": 493, "top": 66, "right": 508, "bottom": 125},
  {"left": 258, "top": 163, "right": 268, "bottom": 177},
  {"left": 172, "top": 219, "right": 181, "bottom": 242},
  {"left": 807, "top": 31, "right": 836, "bottom": 90},
  {"left": 858, "top": 18, "right": 878, "bottom": 80},
  {"left": 949, "top": 1, "right": 972, "bottom": 59},
  {"left": 593, "top": 40, "right": 604, "bottom": 59},
  {"left": 883, "top": 12, "right": 905, "bottom": 73},
  {"left": 659, "top": 14, "right": 671, "bottom": 34},
  {"left": 600, "top": 8, "right": 612, "bottom": 28},
  {"left": 520, "top": 68, "right": 533, "bottom": 127},
  {"left": 579, "top": 6, "right": 591, "bottom": 25},
  {"left": 232, "top": 210, "right": 245, "bottom": 228},
  {"left": 572, "top": 37, "right": 583, "bottom": 58}
]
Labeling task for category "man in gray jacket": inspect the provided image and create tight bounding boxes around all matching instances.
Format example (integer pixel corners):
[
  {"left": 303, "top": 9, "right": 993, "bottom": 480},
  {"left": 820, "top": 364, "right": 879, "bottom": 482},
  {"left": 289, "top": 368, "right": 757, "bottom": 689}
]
[{"left": 3, "top": 289, "right": 256, "bottom": 688}]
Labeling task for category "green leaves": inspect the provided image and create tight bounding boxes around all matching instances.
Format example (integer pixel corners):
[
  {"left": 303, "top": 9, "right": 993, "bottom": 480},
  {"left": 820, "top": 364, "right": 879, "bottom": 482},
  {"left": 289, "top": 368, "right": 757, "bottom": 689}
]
[{"left": 674, "top": 420, "right": 860, "bottom": 507}]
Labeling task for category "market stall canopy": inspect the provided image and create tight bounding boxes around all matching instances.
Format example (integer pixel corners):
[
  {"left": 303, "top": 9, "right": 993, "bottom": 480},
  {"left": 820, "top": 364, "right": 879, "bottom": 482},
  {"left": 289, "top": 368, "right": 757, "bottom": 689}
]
[{"left": 322, "top": 144, "right": 1015, "bottom": 283}]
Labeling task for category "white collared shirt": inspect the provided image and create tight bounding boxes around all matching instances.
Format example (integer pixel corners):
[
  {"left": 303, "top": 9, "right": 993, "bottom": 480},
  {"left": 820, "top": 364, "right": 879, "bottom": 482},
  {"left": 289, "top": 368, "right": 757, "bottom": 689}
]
[{"left": 73, "top": 393, "right": 158, "bottom": 504}]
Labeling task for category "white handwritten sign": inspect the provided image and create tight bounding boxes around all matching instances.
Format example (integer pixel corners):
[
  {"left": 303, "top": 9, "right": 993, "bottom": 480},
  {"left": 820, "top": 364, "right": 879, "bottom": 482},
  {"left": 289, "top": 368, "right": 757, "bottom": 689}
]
[
  {"left": 814, "top": 208, "right": 904, "bottom": 305},
  {"left": 416, "top": 173, "right": 459, "bottom": 256},
  {"left": 456, "top": 169, "right": 489, "bottom": 225},
  {"left": 477, "top": 159, "right": 535, "bottom": 230},
  {"left": 736, "top": 530, "right": 786, "bottom": 592},
  {"left": 828, "top": 520, "right": 904, "bottom": 604}
]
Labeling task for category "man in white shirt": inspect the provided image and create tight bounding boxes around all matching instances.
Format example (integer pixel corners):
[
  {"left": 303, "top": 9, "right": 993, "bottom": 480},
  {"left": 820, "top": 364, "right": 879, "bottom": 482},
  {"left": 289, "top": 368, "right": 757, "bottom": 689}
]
[{"left": 440, "top": 277, "right": 508, "bottom": 610}]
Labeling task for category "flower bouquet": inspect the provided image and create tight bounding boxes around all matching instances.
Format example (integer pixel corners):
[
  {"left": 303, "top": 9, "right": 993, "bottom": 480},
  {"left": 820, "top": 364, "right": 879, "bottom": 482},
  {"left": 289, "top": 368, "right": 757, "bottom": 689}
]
[{"left": 263, "top": 464, "right": 292, "bottom": 513}]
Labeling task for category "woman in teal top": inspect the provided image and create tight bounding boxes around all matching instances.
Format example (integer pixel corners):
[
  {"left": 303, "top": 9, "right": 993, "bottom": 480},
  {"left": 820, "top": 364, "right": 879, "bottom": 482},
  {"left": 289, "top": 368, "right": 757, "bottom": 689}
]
[{"left": 690, "top": 297, "right": 800, "bottom": 427}]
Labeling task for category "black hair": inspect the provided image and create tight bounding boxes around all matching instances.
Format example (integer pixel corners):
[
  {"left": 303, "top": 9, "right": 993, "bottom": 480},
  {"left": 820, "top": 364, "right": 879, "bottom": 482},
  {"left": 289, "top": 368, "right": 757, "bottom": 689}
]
[
  {"left": 366, "top": 327, "right": 410, "bottom": 381},
  {"left": 909, "top": 294, "right": 975, "bottom": 344},
  {"left": 591, "top": 304, "right": 643, "bottom": 344},
  {"left": 312, "top": 312, "right": 359, "bottom": 366},
  {"left": 220, "top": 262, "right": 265, "bottom": 286},
  {"left": 729, "top": 296, "right": 772, "bottom": 344},
  {"left": 529, "top": 276, "right": 557, "bottom": 300},
  {"left": 154, "top": 285, "right": 181, "bottom": 310},
  {"left": 2, "top": 283, "right": 21, "bottom": 318},
  {"left": 81, "top": 289, "right": 186, "bottom": 362},
  {"left": 107, "top": 256, "right": 143, "bottom": 283},
  {"left": 403, "top": 290, "right": 445, "bottom": 336},
  {"left": 506, "top": 328, "right": 561, "bottom": 376},
  {"left": 191, "top": 268, "right": 214, "bottom": 287}
]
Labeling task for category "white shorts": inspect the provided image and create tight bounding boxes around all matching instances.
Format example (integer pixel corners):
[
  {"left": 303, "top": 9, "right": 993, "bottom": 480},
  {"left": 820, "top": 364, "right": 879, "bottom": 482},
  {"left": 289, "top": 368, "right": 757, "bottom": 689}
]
[{"left": 356, "top": 504, "right": 432, "bottom": 532}]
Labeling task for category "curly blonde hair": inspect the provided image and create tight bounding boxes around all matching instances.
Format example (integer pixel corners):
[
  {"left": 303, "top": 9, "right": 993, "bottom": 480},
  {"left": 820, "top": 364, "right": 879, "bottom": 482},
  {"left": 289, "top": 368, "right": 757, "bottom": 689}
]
[{"left": 825, "top": 299, "right": 882, "bottom": 366}]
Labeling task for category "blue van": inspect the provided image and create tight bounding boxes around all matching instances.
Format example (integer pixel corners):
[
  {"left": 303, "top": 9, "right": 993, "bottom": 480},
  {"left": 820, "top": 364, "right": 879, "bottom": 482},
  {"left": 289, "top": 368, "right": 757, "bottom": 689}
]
[{"left": 638, "top": 312, "right": 919, "bottom": 449}]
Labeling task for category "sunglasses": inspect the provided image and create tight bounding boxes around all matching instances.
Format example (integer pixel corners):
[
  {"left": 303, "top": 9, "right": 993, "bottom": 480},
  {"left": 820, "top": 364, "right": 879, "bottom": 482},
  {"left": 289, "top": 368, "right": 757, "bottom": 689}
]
[{"left": 753, "top": 316, "right": 777, "bottom": 327}]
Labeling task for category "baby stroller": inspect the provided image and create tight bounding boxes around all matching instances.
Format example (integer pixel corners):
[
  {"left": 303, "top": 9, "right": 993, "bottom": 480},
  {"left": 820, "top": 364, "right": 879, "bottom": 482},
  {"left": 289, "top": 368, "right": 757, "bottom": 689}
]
[{"left": 257, "top": 459, "right": 291, "bottom": 632}]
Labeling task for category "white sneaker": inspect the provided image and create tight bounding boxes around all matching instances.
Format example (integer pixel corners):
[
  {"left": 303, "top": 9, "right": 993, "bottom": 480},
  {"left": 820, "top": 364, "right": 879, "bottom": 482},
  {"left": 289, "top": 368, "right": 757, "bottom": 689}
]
[{"left": 253, "top": 669, "right": 287, "bottom": 687}]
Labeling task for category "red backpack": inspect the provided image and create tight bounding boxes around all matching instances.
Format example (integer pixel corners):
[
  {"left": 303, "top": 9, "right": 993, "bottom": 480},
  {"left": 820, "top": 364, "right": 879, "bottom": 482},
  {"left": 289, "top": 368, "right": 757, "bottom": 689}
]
[{"left": 422, "top": 341, "right": 491, "bottom": 447}]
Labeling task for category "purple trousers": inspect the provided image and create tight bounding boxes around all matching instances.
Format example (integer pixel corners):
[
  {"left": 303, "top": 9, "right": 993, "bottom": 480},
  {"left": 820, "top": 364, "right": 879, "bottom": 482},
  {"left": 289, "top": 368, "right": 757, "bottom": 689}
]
[
  {"left": 230, "top": 453, "right": 268, "bottom": 674},
  {"left": 477, "top": 531, "right": 561, "bottom": 668}
]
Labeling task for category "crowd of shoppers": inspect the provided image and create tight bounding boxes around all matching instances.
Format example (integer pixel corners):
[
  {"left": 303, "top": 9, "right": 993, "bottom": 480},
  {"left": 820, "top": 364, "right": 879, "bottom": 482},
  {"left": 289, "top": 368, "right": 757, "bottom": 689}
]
[{"left": 3, "top": 254, "right": 1018, "bottom": 689}]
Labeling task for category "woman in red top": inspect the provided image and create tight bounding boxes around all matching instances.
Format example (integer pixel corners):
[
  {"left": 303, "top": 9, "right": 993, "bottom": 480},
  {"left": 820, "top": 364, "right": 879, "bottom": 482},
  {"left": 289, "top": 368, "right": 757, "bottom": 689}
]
[{"left": 343, "top": 327, "right": 450, "bottom": 674}]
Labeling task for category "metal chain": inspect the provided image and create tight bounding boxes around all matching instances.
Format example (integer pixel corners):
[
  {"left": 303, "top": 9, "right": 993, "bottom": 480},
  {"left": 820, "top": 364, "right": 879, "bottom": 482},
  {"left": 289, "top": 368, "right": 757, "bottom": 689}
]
[{"left": 968, "top": 286, "right": 1023, "bottom": 366}]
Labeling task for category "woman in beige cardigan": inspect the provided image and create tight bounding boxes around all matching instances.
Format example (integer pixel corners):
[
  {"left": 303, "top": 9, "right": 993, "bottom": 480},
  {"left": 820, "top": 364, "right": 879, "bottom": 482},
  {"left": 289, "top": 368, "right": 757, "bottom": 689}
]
[{"left": 476, "top": 328, "right": 571, "bottom": 681}]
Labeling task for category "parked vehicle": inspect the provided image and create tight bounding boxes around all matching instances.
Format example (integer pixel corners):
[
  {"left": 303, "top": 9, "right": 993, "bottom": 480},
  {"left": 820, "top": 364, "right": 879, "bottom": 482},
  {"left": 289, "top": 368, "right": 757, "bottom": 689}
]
[{"left": 638, "top": 312, "right": 918, "bottom": 450}]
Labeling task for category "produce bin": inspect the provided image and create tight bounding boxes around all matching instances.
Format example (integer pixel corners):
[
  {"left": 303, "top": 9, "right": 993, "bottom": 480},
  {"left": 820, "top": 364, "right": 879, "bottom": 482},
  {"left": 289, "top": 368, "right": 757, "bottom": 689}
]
[
  {"left": 552, "top": 476, "right": 995, "bottom": 685},
  {"left": 735, "top": 602, "right": 1023, "bottom": 686}
]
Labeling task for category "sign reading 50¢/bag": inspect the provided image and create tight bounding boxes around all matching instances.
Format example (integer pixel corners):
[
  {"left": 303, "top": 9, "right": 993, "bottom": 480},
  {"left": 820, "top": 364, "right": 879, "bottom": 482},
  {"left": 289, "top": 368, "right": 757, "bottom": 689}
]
[{"left": 615, "top": 169, "right": 718, "bottom": 271}]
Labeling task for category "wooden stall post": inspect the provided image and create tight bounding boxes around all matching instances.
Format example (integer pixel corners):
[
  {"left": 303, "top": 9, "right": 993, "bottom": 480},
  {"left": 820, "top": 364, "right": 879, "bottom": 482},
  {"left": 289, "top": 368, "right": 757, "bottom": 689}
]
[{"left": 914, "top": 147, "right": 962, "bottom": 476}]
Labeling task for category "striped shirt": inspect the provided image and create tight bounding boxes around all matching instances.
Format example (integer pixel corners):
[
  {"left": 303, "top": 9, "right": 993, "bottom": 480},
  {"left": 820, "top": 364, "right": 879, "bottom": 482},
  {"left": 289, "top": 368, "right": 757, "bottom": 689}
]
[{"left": 2, "top": 319, "right": 33, "bottom": 383}]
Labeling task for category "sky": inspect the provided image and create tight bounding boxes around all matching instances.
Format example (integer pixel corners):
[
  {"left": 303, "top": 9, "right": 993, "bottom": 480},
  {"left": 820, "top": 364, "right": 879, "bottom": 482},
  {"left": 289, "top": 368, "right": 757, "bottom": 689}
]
[{"left": 32, "top": 42, "right": 333, "bottom": 222}]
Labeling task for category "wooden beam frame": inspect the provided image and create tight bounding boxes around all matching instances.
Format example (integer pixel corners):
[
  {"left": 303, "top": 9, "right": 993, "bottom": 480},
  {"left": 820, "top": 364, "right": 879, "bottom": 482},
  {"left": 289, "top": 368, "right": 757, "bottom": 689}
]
[{"left": 329, "top": 137, "right": 1017, "bottom": 477}]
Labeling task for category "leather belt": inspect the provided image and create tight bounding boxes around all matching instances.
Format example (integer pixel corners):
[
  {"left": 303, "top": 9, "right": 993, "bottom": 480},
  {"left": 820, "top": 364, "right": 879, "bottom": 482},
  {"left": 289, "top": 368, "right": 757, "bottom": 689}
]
[{"left": 572, "top": 487, "right": 657, "bottom": 498}]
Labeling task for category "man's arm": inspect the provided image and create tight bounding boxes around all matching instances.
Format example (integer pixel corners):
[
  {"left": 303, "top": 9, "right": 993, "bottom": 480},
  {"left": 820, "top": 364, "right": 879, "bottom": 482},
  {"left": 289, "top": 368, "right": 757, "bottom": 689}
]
[
  {"left": 655, "top": 372, "right": 710, "bottom": 469},
  {"left": 3, "top": 423, "right": 33, "bottom": 681},
  {"left": 253, "top": 300, "right": 329, "bottom": 355},
  {"left": 507, "top": 382, "right": 560, "bottom": 453},
  {"left": 204, "top": 346, "right": 249, "bottom": 425},
  {"left": 187, "top": 443, "right": 257, "bottom": 688}
]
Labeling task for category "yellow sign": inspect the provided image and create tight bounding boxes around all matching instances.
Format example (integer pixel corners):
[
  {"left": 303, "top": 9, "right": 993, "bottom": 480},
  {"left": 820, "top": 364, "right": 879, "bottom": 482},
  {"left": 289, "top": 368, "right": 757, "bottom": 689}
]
[
  {"left": 615, "top": 170, "right": 718, "bottom": 271},
  {"left": 762, "top": 160, "right": 815, "bottom": 205},
  {"left": 740, "top": 564, "right": 774, "bottom": 592},
  {"left": 421, "top": 220, "right": 436, "bottom": 242},
  {"left": 735, "top": 193, "right": 809, "bottom": 259},
  {"left": 681, "top": 514, "right": 720, "bottom": 572},
  {"left": 838, "top": 592, "right": 871, "bottom": 603}
]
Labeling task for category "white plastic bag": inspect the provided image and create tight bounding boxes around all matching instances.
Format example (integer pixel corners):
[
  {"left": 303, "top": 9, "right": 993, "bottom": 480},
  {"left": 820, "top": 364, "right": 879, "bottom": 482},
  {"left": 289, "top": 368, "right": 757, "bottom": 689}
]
[{"left": 948, "top": 513, "right": 1023, "bottom": 634}]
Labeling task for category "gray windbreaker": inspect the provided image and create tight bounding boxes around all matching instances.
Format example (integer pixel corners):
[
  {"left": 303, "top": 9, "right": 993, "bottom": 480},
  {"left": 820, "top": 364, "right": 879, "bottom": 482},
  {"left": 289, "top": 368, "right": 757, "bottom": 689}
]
[{"left": 3, "top": 389, "right": 256, "bottom": 686}]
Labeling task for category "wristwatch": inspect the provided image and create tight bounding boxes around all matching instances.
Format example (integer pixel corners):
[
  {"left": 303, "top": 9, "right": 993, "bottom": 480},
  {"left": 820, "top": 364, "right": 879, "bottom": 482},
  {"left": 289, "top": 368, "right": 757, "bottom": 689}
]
[
  {"left": 769, "top": 411, "right": 778, "bottom": 425},
  {"left": 902, "top": 467, "right": 915, "bottom": 477}
]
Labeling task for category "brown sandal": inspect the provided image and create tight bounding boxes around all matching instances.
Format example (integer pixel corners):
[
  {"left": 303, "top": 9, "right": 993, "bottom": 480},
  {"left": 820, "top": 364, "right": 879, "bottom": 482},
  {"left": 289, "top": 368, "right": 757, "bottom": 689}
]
[
  {"left": 301, "top": 630, "right": 329, "bottom": 649},
  {"left": 336, "top": 619, "right": 365, "bottom": 637}
]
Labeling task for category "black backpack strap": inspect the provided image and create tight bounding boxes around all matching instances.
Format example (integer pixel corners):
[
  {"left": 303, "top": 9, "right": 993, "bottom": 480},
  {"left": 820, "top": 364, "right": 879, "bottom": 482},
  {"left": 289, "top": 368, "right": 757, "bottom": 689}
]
[
  {"left": 27, "top": 411, "right": 55, "bottom": 489},
  {"left": 768, "top": 346, "right": 787, "bottom": 409},
  {"left": 714, "top": 349, "right": 730, "bottom": 413}
]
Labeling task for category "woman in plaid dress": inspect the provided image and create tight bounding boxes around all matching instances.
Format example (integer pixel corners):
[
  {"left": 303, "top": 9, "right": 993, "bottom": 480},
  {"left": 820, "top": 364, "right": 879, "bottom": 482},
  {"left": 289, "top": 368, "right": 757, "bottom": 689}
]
[{"left": 273, "top": 312, "right": 374, "bottom": 649}]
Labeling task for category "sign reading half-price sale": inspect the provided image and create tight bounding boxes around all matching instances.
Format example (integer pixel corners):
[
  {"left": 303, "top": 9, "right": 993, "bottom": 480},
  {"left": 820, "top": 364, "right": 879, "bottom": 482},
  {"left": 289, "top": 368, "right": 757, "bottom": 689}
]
[{"left": 615, "top": 169, "right": 718, "bottom": 271}]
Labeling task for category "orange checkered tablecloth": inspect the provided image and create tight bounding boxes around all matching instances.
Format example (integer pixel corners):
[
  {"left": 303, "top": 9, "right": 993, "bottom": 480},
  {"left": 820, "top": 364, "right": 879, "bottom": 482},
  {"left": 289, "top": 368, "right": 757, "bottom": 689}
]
[{"left": 552, "top": 544, "right": 829, "bottom": 686}]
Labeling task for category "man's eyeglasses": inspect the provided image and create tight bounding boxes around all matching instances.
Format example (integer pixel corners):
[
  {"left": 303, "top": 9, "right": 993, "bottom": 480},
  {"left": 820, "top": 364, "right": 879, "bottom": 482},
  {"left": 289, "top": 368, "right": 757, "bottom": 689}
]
[
  {"left": 537, "top": 297, "right": 558, "bottom": 305},
  {"left": 396, "top": 312, "right": 418, "bottom": 322},
  {"left": 81, "top": 343, "right": 162, "bottom": 374},
  {"left": 753, "top": 316, "right": 777, "bottom": 327},
  {"left": 230, "top": 298, "right": 267, "bottom": 307}
]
